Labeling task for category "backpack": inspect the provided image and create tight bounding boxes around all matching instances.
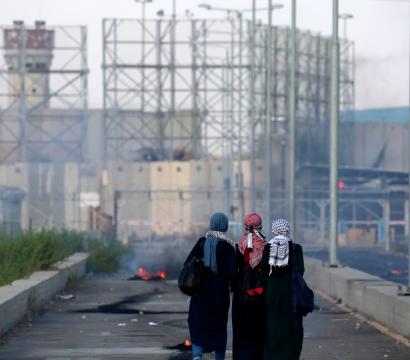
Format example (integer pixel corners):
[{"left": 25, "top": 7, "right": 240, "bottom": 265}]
[
  {"left": 291, "top": 243, "right": 314, "bottom": 317},
  {"left": 178, "top": 238, "right": 204, "bottom": 296}
]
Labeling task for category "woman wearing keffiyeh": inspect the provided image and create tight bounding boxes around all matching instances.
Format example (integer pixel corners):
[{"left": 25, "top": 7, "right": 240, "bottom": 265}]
[
  {"left": 186, "top": 212, "right": 236, "bottom": 360},
  {"left": 232, "top": 213, "right": 266, "bottom": 360},
  {"left": 262, "top": 219, "right": 305, "bottom": 360}
]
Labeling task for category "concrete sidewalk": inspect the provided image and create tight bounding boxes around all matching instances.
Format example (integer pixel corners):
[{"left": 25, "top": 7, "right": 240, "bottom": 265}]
[{"left": 0, "top": 277, "right": 408, "bottom": 360}]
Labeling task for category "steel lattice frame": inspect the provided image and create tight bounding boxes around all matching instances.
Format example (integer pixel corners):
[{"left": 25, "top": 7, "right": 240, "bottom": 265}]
[
  {"left": 102, "top": 18, "right": 354, "bottom": 227},
  {"left": 0, "top": 24, "right": 88, "bottom": 163},
  {"left": 102, "top": 17, "right": 353, "bottom": 160}
]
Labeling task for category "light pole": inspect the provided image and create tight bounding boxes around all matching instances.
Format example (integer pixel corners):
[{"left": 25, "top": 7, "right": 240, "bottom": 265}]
[
  {"left": 408, "top": 0, "right": 410, "bottom": 294},
  {"left": 251, "top": 0, "right": 257, "bottom": 214},
  {"left": 407, "top": 1, "right": 410, "bottom": 294},
  {"left": 329, "top": 0, "right": 340, "bottom": 267},
  {"left": 171, "top": 0, "right": 176, "bottom": 159},
  {"left": 289, "top": 0, "right": 297, "bottom": 234},
  {"left": 266, "top": 0, "right": 273, "bottom": 225},
  {"left": 134, "top": 0, "right": 153, "bottom": 113}
]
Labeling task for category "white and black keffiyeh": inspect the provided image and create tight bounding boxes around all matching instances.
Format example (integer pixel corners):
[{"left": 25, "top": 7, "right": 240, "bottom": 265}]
[
  {"left": 205, "top": 231, "right": 236, "bottom": 248},
  {"left": 272, "top": 218, "right": 290, "bottom": 237},
  {"left": 268, "top": 219, "right": 291, "bottom": 274}
]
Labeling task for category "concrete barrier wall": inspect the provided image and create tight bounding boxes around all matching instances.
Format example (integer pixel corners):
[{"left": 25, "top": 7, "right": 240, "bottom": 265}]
[
  {"left": 304, "top": 256, "right": 410, "bottom": 338},
  {"left": 0, "top": 252, "right": 88, "bottom": 336}
]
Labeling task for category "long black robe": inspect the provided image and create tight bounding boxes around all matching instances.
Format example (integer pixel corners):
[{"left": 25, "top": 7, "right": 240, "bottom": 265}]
[
  {"left": 262, "top": 242, "right": 305, "bottom": 360},
  {"left": 232, "top": 246, "right": 266, "bottom": 360},
  {"left": 187, "top": 238, "right": 236, "bottom": 352}
]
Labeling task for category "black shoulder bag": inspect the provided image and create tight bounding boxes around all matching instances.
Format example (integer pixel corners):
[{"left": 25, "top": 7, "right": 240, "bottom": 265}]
[
  {"left": 178, "top": 238, "right": 205, "bottom": 296},
  {"left": 291, "top": 243, "right": 315, "bottom": 317}
]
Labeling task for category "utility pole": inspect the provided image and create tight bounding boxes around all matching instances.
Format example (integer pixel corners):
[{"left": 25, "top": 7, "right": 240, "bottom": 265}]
[
  {"left": 408, "top": 2, "right": 410, "bottom": 292},
  {"left": 329, "top": 0, "right": 340, "bottom": 266},
  {"left": 266, "top": 0, "right": 273, "bottom": 224},
  {"left": 406, "top": 0, "right": 410, "bottom": 294},
  {"left": 289, "top": 0, "right": 297, "bottom": 232},
  {"left": 250, "top": 0, "right": 257, "bottom": 212},
  {"left": 238, "top": 13, "right": 245, "bottom": 222},
  {"left": 170, "top": 0, "right": 176, "bottom": 159}
]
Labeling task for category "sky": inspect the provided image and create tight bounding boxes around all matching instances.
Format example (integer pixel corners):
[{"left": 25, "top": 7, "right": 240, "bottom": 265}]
[{"left": 1, "top": 0, "right": 409, "bottom": 110}]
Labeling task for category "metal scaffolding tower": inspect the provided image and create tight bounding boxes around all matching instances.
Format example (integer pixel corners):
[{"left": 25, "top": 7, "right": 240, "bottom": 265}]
[
  {"left": 102, "top": 17, "right": 354, "bottom": 219},
  {"left": 0, "top": 22, "right": 88, "bottom": 163}
]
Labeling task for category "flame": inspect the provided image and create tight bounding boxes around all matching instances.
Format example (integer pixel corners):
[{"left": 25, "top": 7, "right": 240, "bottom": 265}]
[
  {"left": 136, "top": 267, "right": 151, "bottom": 281},
  {"left": 156, "top": 271, "right": 167, "bottom": 280},
  {"left": 183, "top": 338, "right": 191, "bottom": 347},
  {"left": 135, "top": 268, "right": 167, "bottom": 281}
]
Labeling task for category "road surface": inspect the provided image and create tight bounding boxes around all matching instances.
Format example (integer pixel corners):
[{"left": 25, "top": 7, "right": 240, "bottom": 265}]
[{"left": 0, "top": 277, "right": 408, "bottom": 359}]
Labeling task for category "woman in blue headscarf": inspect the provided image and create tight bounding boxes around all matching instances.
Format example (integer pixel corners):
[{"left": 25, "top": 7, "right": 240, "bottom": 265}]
[{"left": 185, "top": 212, "right": 236, "bottom": 360}]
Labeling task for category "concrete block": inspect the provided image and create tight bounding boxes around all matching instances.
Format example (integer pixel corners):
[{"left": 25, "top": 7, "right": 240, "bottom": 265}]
[
  {"left": 0, "top": 252, "right": 89, "bottom": 336},
  {"left": 305, "top": 256, "right": 410, "bottom": 338}
]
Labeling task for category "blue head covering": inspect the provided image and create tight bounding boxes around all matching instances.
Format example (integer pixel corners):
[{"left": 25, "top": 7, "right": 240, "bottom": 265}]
[
  {"left": 209, "top": 212, "right": 229, "bottom": 232},
  {"left": 204, "top": 212, "right": 229, "bottom": 273}
]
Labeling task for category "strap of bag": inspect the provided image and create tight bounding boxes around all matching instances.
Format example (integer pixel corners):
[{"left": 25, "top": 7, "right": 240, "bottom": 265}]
[
  {"left": 195, "top": 237, "right": 206, "bottom": 261},
  {"left": 291, "top": 242, "right": 299, "bottom": 274}
]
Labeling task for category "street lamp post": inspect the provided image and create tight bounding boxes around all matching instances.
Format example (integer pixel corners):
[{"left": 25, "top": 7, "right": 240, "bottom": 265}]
[
  {"left": 407, "top": 2, "right": 410, "bottom": 293},
  {"left": 329, "top": 0, "right": 340, "bottom": 267},
  {"left": 289, "top": 0, "right": 297, "bottom": 233},
  {"left": 266, "top": 0, "right": 273, "bottom": 224},
  {"left": 171, "top": 0, "right": 176, "bottom": 159},
  {"left": 251, "top": 0, "right": 257, "bottom": 213}
]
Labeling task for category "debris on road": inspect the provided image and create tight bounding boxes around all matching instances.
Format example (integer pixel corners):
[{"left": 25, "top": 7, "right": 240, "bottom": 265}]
[{"left": 57, "top": 293, "right": 75, "bottom": 300}]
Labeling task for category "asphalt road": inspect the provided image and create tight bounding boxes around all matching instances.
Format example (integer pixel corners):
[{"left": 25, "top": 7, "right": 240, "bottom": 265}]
[{"left": 0, "top": 277, "right": 408, "bottom": 360}]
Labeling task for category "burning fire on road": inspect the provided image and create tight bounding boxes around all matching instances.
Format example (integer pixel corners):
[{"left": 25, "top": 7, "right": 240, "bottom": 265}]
[
  {"left": 128, "top": 267, "right": 168, "bottom": 281},
  {"left": 166, "top": 338, "right": 192, "bottom": 352}
]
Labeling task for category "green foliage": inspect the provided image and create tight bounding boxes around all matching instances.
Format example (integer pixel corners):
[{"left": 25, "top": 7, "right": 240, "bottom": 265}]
[
  {"left": 0, "top": 230, "right": 129, "bottom": 287},
  {"left": 87, "top": 232, "right": 129, "bottom": 274}
]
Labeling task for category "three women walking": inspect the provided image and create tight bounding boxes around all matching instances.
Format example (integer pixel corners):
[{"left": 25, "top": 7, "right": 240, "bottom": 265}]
[{"left": 184, "top": 212, "right": 308, "bottom": 360}]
